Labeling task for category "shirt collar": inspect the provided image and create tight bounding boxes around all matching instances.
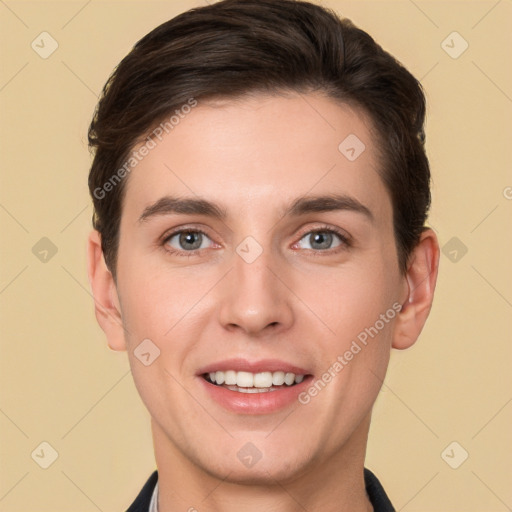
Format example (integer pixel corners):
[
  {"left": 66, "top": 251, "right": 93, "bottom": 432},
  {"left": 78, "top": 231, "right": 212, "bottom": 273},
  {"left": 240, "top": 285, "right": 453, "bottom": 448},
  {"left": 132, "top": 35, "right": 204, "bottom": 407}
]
[
  {"left": 149, "top": 480, "right": 158, "bottom": 512},
  {"left": 139, "top": 468, "right": 395, "bottom": 512}
]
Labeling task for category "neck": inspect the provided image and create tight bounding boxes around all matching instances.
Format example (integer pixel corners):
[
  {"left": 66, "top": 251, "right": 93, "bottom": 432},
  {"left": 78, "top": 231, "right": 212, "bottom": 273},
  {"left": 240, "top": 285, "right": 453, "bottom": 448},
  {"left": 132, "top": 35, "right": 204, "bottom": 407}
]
[{"left": 151, "top": 416, "right": 373, "bottom": 512}]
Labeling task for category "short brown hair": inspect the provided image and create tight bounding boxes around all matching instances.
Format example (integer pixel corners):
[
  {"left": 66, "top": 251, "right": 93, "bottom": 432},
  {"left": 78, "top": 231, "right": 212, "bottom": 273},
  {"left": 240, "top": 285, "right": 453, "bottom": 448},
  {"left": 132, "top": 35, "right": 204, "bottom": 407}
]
[{"left": 88, "top": 0, "right": 430, "bottom": 280}]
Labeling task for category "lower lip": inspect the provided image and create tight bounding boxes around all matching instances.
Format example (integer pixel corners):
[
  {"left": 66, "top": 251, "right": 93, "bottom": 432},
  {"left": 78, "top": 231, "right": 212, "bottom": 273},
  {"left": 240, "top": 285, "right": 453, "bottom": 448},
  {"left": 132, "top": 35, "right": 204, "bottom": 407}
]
[{"left": 197, "top": 375, "right": 313, "bottom": 414}]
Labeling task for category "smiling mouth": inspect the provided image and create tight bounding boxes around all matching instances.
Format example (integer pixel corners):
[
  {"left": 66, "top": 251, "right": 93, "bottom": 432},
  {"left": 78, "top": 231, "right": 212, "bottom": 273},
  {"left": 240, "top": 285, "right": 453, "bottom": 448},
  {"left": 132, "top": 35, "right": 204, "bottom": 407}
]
[{"left": 202, "top": 370, "right": 308, "bottom": 393}]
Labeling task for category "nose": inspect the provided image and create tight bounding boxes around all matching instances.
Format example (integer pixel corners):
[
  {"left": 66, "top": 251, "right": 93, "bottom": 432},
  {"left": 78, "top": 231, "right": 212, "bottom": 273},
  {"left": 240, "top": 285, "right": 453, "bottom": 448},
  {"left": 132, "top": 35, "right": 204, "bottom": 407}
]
[{"left": 218, "top": 246, "right": 294, "bottom": 337}]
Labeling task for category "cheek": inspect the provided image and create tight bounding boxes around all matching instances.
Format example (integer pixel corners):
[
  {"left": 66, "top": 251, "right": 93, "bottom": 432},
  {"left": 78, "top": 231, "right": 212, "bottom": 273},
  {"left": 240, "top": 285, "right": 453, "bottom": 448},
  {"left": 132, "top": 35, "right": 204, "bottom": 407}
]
[
  {"left": 296, "top": 265, "right": 397, "bottom": 416},
  {"left": 116, "top": 254, "right": 201, "bottom": 342},
  {"left": 293, "top": 261, "right": 397, "bottom": 345}
]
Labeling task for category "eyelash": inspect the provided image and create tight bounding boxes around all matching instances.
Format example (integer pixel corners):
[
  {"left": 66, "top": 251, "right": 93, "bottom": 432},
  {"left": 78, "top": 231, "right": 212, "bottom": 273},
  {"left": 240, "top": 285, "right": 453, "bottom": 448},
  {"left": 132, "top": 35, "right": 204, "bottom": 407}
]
[
  {"left": 161, "top": 225, "right": 351, "bottom": 258},
  {"left": 294, "top": 226, "right": 351, "bottom": 256},
  {"left": 161, "top": 228, "right": 214, "bottom": 258}
]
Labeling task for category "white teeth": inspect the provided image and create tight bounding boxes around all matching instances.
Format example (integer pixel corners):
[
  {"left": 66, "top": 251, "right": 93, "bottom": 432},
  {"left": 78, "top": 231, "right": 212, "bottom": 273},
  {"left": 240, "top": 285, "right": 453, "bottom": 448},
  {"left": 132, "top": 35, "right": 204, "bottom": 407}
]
[
  {"left": 284, "top": 372, "right": 295, "bottom": 386},
  {"left": 226, "top": 385, "right": 265, "bottom": 393},
  {"left": 224, "top": 370, "right": 237, "bottom": 385},
  {"left": 253, "top": 372, "right": 273, "bottom": 388},
  {"left": 206, "top": 370, "right": 306, "bottom": 387},
  {"left": 272, "top": 371, "right": 285, "bottom": 385},
  {"left": 236, "top": 371, "right": 254, "bottom": 387}
]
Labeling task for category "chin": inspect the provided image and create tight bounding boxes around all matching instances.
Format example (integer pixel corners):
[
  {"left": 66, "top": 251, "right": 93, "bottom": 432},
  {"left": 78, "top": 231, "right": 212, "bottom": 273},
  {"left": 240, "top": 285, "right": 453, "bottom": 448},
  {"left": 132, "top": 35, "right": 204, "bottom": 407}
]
[
  {"left": 201, "top": 456, "right": 308, "bottom": 486},
  {"left": 211, "top": 436, "right": 315, "bottom": 483}
]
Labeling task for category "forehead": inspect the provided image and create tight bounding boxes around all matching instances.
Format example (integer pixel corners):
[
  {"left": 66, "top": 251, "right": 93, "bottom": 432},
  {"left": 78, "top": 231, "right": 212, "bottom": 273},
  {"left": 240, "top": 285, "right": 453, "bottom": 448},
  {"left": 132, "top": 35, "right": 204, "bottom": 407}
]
[{"left": 122, "top": 93, "right": 391, "bottom": 221}]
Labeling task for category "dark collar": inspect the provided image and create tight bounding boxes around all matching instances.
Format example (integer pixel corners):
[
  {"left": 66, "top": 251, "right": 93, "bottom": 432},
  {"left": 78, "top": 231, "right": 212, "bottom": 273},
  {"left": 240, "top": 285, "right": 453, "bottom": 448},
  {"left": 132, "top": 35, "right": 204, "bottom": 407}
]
[{"left": 126, "top": 468, "right": 395, "bottom": 512}]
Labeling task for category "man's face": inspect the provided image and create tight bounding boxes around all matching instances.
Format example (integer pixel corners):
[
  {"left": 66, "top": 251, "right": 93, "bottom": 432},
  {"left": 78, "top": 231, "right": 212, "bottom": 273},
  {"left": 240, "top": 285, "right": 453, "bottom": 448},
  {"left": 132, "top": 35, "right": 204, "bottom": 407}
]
[{"left": 113, "top": 93, "right": 408, "bottom": 482}]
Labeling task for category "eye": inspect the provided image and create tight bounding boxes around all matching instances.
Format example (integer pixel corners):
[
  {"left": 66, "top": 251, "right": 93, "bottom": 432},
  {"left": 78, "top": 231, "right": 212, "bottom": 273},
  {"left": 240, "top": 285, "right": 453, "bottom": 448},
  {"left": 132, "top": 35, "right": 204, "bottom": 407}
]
[
  {"left": 165, "top": 230, "right": 214, "bottom": 252},
  {"left": 295, "top": 229, "right": 348, "bottom": 251}
]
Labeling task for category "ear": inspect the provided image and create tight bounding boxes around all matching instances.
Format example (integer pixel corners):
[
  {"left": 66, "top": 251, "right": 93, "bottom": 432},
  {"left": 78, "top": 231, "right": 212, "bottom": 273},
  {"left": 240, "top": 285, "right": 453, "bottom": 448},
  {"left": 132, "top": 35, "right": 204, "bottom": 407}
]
[
  {"left": 392, "top": 228, "right": 440, "bottom": 350},
  {"left": 86, "top": 230, "right": 126, "bottom": 351}
]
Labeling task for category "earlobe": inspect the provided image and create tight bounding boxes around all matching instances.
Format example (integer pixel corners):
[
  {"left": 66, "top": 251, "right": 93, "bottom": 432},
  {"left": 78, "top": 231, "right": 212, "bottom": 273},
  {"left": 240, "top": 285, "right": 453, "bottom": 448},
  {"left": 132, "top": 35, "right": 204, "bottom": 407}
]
[
  {"left": 86, "top": 230, "right": 127, "bottom": 351},
  {"left": 392, "top": 228, "right": 440, "bottom": 350}
]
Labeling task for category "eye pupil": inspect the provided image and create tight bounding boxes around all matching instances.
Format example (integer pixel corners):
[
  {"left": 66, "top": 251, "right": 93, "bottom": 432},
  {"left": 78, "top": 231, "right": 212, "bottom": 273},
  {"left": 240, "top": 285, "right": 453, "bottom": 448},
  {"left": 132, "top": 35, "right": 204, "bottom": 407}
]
[
  {"left": 179, "top": 231, "right": 202, "bottom": 250},
  {"left": 310, "top": 232, "right": 332, "bottom": 250}
]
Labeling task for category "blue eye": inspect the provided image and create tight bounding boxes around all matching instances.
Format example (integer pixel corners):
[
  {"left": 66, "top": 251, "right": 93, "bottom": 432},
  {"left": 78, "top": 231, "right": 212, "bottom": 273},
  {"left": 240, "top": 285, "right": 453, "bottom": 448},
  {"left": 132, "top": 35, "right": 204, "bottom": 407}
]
[
  {"left": 297, "top": 230, "right": 346, "bottom": 251},
  {"left": 165, "top": 230, "right": 212, "bottom": 251},
  {"left": 162, "top": 227, "right": 349, "bottom": 257}
]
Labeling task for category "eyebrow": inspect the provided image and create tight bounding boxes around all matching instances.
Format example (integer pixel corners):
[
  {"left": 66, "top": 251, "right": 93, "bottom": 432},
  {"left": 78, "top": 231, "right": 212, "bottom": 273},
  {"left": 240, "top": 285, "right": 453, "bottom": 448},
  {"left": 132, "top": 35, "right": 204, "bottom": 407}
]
[
  {"left": 138, "top": 196, "right": 226, "bottom": 223},
  {"left": 288, "top": 194, "right": 373, "bottom": 221},
  {"left": 137, "top": 194, "right": 373, "bottom": 223}
]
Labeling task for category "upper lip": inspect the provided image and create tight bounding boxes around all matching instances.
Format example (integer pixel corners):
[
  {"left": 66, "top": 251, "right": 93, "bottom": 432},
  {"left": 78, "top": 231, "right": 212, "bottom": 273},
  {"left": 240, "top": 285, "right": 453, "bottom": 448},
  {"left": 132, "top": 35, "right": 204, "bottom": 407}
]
[{"left": 196, "top": 358, "right": 311, "bottom": 376}]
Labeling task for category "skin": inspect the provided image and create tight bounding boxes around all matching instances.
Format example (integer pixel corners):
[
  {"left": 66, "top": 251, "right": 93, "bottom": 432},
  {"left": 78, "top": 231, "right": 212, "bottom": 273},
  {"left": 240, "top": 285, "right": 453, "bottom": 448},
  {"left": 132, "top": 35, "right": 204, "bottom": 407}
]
[{"left": 88, "top": 92, "right": 439, "bottom": 512}]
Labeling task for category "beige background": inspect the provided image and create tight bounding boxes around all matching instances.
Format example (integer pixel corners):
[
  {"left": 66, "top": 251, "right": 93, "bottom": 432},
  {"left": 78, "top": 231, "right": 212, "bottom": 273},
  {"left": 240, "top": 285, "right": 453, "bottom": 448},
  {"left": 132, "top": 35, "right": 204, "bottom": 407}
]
[{"left": 1, "top": 0, "right": 511, "bottom": 510}]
